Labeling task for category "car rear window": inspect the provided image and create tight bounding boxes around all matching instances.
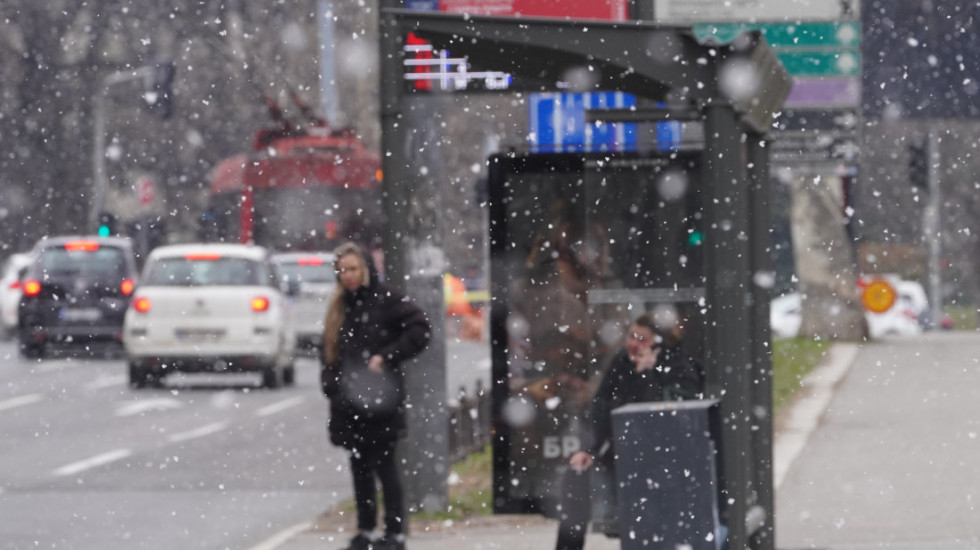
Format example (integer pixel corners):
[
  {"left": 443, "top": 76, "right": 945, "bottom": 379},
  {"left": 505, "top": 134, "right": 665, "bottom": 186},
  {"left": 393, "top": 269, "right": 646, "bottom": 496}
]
[
  {"left": 38, "top": 246, "right": 128, "bottom": 283},
  {"left": 275, "top": 260, "right": 336, "bottom": 283},
  {"left": 143, "top": 257, "right": 263, "bottom": 286}
]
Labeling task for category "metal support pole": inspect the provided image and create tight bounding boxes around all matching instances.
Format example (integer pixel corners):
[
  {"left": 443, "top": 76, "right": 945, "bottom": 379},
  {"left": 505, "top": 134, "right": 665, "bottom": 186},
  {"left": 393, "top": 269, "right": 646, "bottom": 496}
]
[
  {"left": 925, "top": 131, "right": 943, "bottom": 328},
  {"left": 91, "top": 90, "right": 108, "bottom": 233},
  {"left": 746, "top": 131, "right": 775, "bottom": 550},
  {"left": 379, "top": 1, "right": 449, "bottom": 513},
  {"left": 703, "top": 103, "right": 753, "bottom": 549}
]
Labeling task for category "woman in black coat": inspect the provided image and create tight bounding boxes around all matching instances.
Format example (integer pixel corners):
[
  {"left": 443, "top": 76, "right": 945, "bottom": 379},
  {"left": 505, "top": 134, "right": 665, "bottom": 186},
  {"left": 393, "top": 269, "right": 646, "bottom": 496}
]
[{"left": 321, "top": 242, "right": 431, "bottom": 550}]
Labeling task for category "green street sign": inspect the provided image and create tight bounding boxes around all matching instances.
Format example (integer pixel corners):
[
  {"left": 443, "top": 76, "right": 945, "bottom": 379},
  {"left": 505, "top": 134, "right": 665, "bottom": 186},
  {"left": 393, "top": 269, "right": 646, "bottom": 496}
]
[
  {"left": 693, "top": 21, "right": 860, "bottom": 48},
  {"left": 777, "top": 50, "right": 860, "bottom": 77},
  {"left": 694, "top": 21, "right": 861, "bottom": 77}
]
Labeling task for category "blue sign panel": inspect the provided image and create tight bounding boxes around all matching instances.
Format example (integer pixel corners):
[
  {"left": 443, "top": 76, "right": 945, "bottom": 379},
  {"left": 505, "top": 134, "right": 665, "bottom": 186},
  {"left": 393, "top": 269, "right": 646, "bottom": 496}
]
[
  {"left": 529, "top": 92, "right": 637, "bottom": 153},
  {"left": 404, "top": 0, "right": 439, "bottom": 10},
  {"left": 656, "top": 120, "right": 682, "bottom": 152}
]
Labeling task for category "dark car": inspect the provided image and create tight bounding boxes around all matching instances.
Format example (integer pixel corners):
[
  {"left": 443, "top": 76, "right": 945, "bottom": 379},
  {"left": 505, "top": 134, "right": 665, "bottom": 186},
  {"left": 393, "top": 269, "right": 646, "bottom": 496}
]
[{"left": 18, "top": 236, "right": 138, "bottom": 358}]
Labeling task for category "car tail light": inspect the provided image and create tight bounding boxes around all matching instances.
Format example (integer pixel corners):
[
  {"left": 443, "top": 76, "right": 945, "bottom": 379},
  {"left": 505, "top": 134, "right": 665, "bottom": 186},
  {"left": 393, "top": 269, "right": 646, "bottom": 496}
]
[
  {"left": 120, "top": 278, "right": 135, "bottom": 296},
  {"left": 22, "top": 279, "right": 41, "bottom": 297},
  {"left": 251, "top": 296, "right": 270, "bottom": 312},
  {"left": 64, "top": 241, "right": 100, "bottom": 252},
  {"left": 185, "top": 253, "right": 221, "bottom": 260},
  {"left": 133, "top": 297, "right": 151, "bottom": 313},
  {"left": 298, "top": 256, "right": 324, "bottom": 266}
]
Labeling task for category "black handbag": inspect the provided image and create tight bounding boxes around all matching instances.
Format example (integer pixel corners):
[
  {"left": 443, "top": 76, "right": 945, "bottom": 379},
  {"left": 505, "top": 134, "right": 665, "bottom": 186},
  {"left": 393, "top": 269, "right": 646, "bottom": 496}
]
[{"left": 340, "top": 362, "right": 402, "bottom": 419}]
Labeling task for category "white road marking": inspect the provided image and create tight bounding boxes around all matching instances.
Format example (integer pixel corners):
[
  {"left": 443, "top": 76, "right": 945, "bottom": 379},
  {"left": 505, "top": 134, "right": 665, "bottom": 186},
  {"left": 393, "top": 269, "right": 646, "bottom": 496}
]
[
  {"left": 255, "top": 396, "right": 305, "bottom": 417},
  {"left": 0, "top": 393, "right": 43, "bottom": 412},
  {"left": 114, "top": 397, "right": 183, "bottom": 417},
  {"left": 246, "top": 521, "right": 312, "bottom": 550},
  {"left": 167, "top": 421, "right": 229, "bottom": 443},
  {"left": 53, "top": 448, "right": 132, "bottom": 477},
  {"left": 84, "top": 375, "right": 126, "bottom": 391}
]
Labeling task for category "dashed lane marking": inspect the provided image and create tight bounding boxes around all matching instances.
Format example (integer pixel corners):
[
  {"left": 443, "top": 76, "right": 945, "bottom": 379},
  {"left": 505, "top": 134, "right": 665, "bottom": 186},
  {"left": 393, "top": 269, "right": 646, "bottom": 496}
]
[
  {"left": 0, "top": 393, "right": 43, "bottom": 412},
  {"left": 167, "top": 421, "right": 229, "bottom": 443},
  {"left": 52, "top": 448, "right": 132, "bottom": 477},
  {"left": 114, "top": 397, "right": 183, "bottom": 417}
]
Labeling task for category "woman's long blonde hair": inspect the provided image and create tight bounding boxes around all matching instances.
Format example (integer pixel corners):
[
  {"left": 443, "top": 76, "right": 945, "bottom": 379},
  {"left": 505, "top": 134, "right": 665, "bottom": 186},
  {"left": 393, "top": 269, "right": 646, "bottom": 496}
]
[{"left": 322, "top": 242, "right": 371, "bottom": 365}]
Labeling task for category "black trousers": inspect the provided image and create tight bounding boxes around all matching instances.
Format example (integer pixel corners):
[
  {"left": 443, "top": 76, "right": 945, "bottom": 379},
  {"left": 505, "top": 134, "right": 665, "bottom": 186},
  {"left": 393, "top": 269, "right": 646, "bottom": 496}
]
[
  {"left": 555, "top": 467, "right": 591, "bottom": 550},
  {"left": 555, "top": 466, "right": 618, "bottom": 550},
  {"left": 350, "top": 438, "right": 405, "bottom": 535}
]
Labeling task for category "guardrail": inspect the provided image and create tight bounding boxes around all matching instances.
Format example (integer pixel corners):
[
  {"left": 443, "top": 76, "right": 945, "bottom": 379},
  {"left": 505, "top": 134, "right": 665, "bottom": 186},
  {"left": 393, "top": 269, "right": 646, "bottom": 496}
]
[{"left": 447, "top": 380, "right": 491, "bottom": 463}]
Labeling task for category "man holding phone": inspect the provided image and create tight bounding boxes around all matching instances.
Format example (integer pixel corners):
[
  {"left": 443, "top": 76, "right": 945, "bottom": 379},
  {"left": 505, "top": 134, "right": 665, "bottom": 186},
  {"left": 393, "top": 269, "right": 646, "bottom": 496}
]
[{"left": 555, "top": 311, "right": 705, "bottom": 550}]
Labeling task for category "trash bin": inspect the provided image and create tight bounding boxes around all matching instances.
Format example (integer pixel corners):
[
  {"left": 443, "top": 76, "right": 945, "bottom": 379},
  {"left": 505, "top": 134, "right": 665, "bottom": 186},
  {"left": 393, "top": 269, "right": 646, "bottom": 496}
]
[{"left": 612, "top": 399, "right": 723, "bottom": 550}]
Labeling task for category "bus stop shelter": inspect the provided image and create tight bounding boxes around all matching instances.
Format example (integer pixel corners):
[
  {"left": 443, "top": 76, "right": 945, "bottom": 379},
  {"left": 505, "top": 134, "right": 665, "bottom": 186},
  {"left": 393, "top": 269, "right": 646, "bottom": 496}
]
[{"left": 378, "top": 8, "right": 791, "bottom": 549}]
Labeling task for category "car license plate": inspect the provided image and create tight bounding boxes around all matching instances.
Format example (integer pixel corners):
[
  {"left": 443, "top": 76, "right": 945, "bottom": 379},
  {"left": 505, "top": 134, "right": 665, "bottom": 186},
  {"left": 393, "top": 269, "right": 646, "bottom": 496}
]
[
  {"left": 61, "top": 308, "right": 102, "bottom": 322},
  {"left": 175, "top": 328, "right": 226, "bottom": 342}
]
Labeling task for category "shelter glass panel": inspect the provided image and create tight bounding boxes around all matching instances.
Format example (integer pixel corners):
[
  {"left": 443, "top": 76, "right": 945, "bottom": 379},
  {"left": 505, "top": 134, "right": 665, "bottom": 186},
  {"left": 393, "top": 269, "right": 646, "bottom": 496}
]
[{"left": 489, "top": 150, "right": 706, "bottom": 514}]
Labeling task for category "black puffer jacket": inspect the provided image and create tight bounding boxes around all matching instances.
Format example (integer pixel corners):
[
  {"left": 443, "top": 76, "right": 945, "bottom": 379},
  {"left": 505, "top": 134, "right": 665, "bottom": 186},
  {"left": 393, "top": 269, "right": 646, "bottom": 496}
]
[
  {"left": 320, "top": 245, "right": 431, "bottom": 449},
  {"left": 585, "top": 343, "right": 704, "bottom": 466}
]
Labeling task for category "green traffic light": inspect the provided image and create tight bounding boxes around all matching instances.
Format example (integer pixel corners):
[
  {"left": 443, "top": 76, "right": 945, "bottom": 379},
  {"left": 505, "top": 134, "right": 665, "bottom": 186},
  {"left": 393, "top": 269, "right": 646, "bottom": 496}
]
[
  {"left": 687, "top": 229, "right": 703, "bottom": 246},
  {"left": 98, "top": 225, "right": 111, "bottom": 237}
]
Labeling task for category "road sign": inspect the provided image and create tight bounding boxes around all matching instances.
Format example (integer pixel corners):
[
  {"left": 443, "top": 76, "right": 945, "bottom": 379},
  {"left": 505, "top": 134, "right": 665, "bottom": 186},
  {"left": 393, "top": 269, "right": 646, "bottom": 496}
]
[
  {"left": 776, "top": 50, "right": 860, "bottom": 77},
  {"left": 529, "top": 92, "right": 637, "bottom": 153},
  {"left": 693, "top": 21, "right": 861, "bottom": 108},
  {"left": 693, "top": 21, "right": 859, "bottom": 48},
  {"left": 861, "top": 278, "right": 897, "bottom": 314}
]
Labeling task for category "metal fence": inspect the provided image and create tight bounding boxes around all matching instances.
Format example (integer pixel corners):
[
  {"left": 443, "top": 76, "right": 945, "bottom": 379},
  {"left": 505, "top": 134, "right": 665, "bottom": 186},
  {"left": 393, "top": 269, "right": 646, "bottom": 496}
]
[{"left": 447, "top": 379, "right": 492, "bottom": 462}]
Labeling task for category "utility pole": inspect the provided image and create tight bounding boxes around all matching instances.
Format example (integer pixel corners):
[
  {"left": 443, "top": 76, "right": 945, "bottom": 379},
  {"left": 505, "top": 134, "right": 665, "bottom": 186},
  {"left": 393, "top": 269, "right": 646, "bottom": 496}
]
[
  {"left": 317, "top": 0, "right": 339, "bottom": 127},
  {"left": 925, "top": 130, "right": 943, "bottom": 328}
]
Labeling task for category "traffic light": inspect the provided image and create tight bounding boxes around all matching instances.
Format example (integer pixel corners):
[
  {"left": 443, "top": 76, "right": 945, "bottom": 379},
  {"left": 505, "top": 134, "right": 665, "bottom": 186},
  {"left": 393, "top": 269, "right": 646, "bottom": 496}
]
[
  {"left": 97, "top": 212, "right": 117, "bottom": 237},
  {"left": 909, "top": 138, "right": 928, "bottom": 189},
  {"left": 144, "top": 61, "right": 176, "bottom": 119}
]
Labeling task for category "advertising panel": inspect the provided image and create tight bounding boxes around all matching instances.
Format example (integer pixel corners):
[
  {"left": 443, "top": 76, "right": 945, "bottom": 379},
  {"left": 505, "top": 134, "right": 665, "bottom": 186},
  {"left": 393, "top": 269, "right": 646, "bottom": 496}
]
[
  {"left": 438, "top": 0, "right": 629, "bottom": 21},
  {"left": 652, "top": 0, "right": 857, "bottom": 23}
]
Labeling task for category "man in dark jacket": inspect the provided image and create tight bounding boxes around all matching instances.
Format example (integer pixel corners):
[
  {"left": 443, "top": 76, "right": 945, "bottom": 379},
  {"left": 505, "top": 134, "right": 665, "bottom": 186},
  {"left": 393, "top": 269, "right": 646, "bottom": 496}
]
[
  {"left": 321, "top": 242, "right": 431, "bottom": 550},
  {"left": 555, "top": 312, "right": 704, "bottom": 550}
]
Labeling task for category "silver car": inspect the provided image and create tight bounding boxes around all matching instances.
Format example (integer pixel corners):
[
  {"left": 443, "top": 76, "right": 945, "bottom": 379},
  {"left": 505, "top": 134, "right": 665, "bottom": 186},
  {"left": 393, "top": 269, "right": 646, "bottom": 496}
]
[{"left": 271, "top": 251, "right": 337, "bottom": 350}]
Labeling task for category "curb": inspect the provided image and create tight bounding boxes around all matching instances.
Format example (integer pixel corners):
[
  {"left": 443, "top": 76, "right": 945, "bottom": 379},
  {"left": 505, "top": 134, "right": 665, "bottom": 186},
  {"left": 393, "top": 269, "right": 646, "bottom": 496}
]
[{"left": 772, "top": 342, "right": 858, "bottom": 489}]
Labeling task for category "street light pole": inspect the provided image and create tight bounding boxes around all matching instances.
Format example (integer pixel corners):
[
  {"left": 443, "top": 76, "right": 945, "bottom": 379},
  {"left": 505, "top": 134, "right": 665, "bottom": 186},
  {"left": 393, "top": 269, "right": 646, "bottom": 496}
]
[{"left": 91, "top": 66, "right": 154, "bottom": 233}]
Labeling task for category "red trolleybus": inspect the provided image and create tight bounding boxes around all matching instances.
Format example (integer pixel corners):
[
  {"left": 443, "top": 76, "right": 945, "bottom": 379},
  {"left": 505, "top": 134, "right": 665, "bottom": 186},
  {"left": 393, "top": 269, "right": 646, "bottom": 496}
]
[{"left": 206, "top": 121, "right": 382, "bottom": 252}]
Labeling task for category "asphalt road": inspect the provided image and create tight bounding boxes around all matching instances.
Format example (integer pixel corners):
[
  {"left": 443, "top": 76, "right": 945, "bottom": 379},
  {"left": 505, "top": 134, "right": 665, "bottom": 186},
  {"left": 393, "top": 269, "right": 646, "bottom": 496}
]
[{"left": 0, "top": 338, "right": 489, "bottom": 550}]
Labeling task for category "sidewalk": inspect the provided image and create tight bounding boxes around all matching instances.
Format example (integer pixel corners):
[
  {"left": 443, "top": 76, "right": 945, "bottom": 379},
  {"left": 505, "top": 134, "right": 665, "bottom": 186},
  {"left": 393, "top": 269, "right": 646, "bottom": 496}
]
[
  {"left": 253, "top": 341, "right": 860, "bottom": 550},
  {"left": 776, "top": 331, "right": 980, "bottom": 549}
]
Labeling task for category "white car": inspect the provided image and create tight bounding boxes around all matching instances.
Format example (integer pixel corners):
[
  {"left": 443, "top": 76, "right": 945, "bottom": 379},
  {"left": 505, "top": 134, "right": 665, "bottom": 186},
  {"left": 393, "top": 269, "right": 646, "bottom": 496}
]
[
  {"left": 270, "top": 251, "right": 336, "bottom": 350},
  {"left": 895, "top": 280, "right": 931, "bottom": 329},
  {"left": 0, "top": 253, "right": 32, "bottom": 338},
  {"left": 123, "top": 243, "right": 296, "bottom": 389},
  {"left": 771, "top": 287, "right": 923, "bottom": 339},
  {"left": 769, "top": 292, "right": 802, "bottom": 339}
]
